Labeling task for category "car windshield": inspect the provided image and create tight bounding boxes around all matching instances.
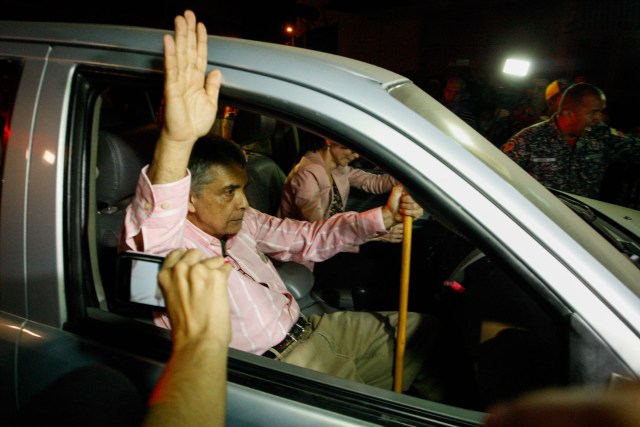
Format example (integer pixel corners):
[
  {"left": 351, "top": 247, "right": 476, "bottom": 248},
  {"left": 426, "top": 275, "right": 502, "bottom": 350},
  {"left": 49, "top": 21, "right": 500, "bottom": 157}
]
[
  {"left": 389, "top": 81, "right": 640, "bottom": 297},
  {"left": 554, "top": 191, "right": 640, "bottom": 270}
]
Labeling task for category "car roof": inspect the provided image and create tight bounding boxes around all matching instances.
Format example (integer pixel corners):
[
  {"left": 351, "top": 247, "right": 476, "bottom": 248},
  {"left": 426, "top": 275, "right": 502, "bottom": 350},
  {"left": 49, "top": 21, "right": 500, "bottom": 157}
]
[{"left": 0, "top": 19, "right": 406, "bottom": 86}]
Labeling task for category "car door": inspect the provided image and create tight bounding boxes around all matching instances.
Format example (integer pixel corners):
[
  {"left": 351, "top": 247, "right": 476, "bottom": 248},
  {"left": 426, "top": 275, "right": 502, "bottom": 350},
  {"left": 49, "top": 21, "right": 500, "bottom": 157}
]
[{"left": 0, "top": 36, "right": 164, "bottom": 423}]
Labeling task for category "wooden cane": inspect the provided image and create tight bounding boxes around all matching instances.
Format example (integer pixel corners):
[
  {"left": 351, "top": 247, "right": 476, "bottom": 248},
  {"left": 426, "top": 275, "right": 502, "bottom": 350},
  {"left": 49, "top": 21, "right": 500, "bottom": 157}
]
[{"left": 393, "top": 214, "right": 413, "bottom": 392}]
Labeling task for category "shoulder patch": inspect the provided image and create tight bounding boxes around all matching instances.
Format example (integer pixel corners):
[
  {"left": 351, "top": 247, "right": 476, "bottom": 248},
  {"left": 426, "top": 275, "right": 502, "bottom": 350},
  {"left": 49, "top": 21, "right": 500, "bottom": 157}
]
[
  {"left": 502, "top": 141, "right": 515, "bottom": 153},
  {"left": 610, "top": 127, "right": 624, "bottom": 137}
]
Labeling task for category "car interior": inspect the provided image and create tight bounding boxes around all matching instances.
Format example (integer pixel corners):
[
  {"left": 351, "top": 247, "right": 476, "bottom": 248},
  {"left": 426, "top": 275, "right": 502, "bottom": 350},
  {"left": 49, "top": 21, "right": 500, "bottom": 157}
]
[{"left": 84, "top": 71, "right": 631, "bottom": 413}]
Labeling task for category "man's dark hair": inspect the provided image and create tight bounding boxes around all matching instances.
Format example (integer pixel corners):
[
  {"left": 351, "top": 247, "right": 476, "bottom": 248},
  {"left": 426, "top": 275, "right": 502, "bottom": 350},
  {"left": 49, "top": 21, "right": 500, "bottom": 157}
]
[
  {"left": 559, "top": 82, "right": 605, "bottom": 112},
  {"left": 188, "top": 134, "right": 246, "bottom": 195}
]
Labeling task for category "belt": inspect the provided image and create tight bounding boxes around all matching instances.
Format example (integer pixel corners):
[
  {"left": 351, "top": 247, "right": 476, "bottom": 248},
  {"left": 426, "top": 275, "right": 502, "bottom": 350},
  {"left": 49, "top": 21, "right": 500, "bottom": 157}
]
[{"left": 263, "top": 316, "right": 311, "bottom": 359}]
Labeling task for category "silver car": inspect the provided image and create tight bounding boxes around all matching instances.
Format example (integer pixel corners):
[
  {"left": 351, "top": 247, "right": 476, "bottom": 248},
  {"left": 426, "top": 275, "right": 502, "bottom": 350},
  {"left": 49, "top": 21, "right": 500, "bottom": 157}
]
[{"left": 1, "top": 19, "right": 639, "bottom": 426}]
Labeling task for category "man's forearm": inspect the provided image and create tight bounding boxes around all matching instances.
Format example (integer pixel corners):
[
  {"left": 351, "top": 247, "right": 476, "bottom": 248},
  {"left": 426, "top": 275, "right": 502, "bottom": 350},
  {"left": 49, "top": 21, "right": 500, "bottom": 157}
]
[
  {"left": 143, "top": 339, "right": 228, "bottom": 427},
  {"left": 147, "top": 132, "right": 195, "bottom": 184}
]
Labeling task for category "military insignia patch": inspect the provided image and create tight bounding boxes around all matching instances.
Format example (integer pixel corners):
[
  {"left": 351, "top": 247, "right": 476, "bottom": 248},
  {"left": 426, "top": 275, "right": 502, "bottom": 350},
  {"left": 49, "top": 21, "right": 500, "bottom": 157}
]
[
  {"left": 610, "top": 127, "right": 624, "bottom": 137},
  {"left": 502, "top": 141, "right": 515, "bottom": 153}
]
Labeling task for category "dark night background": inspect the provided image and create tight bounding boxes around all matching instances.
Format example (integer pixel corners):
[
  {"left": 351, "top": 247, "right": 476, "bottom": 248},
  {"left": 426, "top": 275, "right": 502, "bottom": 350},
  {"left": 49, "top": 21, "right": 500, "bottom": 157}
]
[{"left": 2, "top": 0, "right": 639, "bottom": 131}]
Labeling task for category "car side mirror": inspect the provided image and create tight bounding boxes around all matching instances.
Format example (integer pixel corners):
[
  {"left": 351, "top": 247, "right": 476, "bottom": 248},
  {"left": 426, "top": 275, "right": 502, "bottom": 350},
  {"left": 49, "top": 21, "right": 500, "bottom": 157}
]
[{"left": 114, "top": 252, "right": 167, "bottom": 314}]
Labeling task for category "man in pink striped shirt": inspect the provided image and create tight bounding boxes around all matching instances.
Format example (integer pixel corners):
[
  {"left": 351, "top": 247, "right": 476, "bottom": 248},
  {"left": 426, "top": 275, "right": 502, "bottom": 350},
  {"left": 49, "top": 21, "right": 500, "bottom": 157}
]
[{"left": 121, "top": 10, "right": 441, "bottom": 398}]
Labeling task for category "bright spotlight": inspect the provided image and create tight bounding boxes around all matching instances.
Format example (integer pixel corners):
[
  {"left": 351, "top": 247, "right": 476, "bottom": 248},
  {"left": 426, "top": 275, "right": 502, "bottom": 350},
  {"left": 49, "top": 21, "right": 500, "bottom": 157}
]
[{"left": 503, "top": 58, "right": 530, "bottom": 77}]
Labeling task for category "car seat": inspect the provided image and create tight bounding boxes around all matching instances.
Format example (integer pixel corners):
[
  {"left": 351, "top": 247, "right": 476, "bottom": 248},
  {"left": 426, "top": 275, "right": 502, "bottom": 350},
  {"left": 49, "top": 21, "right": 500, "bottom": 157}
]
[
  {"left": 95, "top": 122, "right": 158, "bottom": 307},
  {"left": 271, "top": 121, "right": 300, "bottom": 176},
  {"left": 231, "top": 110, "right": 284, "bottom": 216}
]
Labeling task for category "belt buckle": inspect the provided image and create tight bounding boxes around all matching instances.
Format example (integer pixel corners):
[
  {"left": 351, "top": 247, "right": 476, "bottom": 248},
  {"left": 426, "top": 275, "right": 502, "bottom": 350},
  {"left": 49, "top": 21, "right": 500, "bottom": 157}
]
[
  {"left": 290, "top": 319, "right": 305, "bottom": 338},
  {"left": 263, "top": 316, "right": 308, "bottom": 358}
]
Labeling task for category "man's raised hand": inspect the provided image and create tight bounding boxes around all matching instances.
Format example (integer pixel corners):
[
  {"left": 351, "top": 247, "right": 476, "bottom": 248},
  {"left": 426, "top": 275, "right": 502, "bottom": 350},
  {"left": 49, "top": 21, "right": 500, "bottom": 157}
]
[{"left": 162, "top": 10, "right": 222, "bottom": 147}]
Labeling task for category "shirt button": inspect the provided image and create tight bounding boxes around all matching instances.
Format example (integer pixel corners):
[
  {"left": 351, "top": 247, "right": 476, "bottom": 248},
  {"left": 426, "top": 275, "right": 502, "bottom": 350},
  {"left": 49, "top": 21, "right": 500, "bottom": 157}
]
[
  {"left": 161, "top": 202, "right": 171, "bottom": 210},
  {"left": 143, "top": 201, "right": 152, "bottom": 211}
]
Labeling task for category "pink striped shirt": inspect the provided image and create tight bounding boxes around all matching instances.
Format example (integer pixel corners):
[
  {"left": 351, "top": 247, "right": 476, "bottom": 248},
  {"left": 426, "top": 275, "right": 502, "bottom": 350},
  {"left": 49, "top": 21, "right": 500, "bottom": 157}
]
[{"left": 121, "top": 167, "right": 388, "bottom": 355}]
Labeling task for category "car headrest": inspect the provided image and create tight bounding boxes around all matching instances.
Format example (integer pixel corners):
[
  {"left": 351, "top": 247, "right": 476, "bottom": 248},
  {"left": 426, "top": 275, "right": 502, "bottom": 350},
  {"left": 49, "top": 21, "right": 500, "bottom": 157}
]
[
  {"left": 231, "top": 110, "right": 276, "bottom": 147},
  {"left": 96, "top": 123, "right": 159, "bottom": 208}
]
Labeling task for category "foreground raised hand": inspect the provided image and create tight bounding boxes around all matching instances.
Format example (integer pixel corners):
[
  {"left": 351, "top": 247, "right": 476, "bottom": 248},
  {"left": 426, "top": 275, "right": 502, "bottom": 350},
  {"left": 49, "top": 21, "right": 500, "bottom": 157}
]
[
  {"left": 144, "top": 248, "right": 232, "bottom": 427},
  {"left": 158, "top": 248, "right": 232, "bottom": 349}
]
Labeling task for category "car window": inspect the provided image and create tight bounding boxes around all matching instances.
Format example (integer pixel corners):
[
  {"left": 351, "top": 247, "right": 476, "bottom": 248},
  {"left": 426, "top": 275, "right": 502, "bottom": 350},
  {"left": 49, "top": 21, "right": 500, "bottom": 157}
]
[
  {"left": 259, "top": 113, "right": 566, "bottom": 409},
  {"left": 71, "top": 68, "right": 633, "bottom": 421},
  {"left": 0, "top": 58, "right": 22, "bottom": 204},
  {"left": 223, "top": 107, "right": 634, "bottom": 410},
  {"left": 69, "top": 72, "right": 161, "bottom": 316}
]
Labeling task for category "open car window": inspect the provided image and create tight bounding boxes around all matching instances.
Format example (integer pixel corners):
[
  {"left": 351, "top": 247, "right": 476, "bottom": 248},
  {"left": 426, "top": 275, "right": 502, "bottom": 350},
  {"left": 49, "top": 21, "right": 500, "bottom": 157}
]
[{"left": 68, "top": 66, "right": 636, "bottom": 424}]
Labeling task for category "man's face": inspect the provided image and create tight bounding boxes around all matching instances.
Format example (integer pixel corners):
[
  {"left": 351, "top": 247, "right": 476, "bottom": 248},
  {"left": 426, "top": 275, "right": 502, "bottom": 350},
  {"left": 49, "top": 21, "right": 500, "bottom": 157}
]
[
  {"left": 187, "top": 164, "right": 249, "bottom": 239},
  {"left": 443, "top": 79, "right": 463, "bottom": 104},
  {"left": 567, "top": 93, "right": 606, "bottom": 137}
]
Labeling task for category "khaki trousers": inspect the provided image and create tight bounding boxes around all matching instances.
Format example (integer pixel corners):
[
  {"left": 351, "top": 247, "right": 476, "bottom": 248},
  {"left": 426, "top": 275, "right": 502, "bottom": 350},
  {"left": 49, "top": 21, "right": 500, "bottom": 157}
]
[{"left": 278, "top": 311, "right": 441, "bottom": 396}]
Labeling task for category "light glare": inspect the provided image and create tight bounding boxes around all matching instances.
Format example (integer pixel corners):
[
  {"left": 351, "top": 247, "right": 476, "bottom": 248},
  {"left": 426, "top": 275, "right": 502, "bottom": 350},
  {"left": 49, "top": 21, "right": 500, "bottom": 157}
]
[
  {"left": 503, "top": 58, "right": 530, "bottom": 77},
  {"left": 43, "top": 150, "right": 56, "bottom": 164}
]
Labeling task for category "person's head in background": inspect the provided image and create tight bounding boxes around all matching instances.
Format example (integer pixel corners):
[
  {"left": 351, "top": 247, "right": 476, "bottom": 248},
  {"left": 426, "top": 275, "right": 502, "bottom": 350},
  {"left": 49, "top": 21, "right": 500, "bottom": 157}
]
[
  {"left": 299, "top": 133, "right": 359, "bottom": 169},
  {"left": 442, "top": 77, "right": 467, "bottom": 106},
  {"left": 544, "top": 78, "right": 572, "bottom": 116},
  {"left": 557, "top": 82, "right": 606, "bottom": 138}
]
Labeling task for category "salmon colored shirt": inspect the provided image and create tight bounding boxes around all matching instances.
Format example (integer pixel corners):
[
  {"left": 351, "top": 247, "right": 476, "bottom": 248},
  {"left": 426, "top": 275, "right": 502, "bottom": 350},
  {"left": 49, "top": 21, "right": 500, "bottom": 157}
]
[
  {"left": 278, "top": 150, "right": 398, "bottom": 269},
  {"left": 121, "top": 166, "right": 388, "bottom": 354},
  {"left": 278, "top": 150, "right": 398, "bottom": 222}
]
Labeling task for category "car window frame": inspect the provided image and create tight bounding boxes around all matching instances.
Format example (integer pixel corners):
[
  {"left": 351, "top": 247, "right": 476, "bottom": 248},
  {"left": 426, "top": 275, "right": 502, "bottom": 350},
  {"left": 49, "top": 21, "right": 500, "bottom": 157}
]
[
  {"left": 63, "top": 65, "right": 490, "bottom": 425},
  {"left": 62, "top": 47, "right": 638, "bottom": 425}
]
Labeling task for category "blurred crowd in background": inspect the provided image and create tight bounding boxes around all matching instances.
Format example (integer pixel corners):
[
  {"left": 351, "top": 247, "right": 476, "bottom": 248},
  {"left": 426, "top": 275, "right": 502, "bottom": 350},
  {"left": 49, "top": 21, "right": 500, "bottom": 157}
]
[{"left": 422, "top": 68, "right": 640, "bottom": 210}]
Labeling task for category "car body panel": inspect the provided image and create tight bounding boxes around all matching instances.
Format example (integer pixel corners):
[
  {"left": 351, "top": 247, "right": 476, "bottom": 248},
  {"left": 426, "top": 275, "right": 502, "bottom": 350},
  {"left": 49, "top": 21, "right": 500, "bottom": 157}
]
[
  {"left": 0, "top": 313, "right": 23, "bottom": 418},
  {"left": 0, "top": 42, "right": 51, "bottom": 319}
]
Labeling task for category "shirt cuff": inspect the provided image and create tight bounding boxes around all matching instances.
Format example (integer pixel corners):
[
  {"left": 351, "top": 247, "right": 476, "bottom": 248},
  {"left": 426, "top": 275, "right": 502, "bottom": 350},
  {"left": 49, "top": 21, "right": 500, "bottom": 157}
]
[
  {"left": 360, "top": 206, "right": 388, "bottom": 237},
  {"left": 136, "top": 165, "right": 191, "bottom": 218}
]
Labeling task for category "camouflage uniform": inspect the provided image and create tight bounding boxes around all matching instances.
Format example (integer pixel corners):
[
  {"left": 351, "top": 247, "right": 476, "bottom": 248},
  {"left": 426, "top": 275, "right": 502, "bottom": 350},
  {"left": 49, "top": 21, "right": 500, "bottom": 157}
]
[{"left": 501, "top": 115, "right": 640, "bottom": 198}]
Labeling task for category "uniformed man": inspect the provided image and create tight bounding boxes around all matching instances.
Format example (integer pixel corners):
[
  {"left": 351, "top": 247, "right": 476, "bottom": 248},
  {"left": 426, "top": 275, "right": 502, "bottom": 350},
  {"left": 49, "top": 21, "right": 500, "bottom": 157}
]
[{"left": 501, "top": 82, "right": 640, "bottom": 198}]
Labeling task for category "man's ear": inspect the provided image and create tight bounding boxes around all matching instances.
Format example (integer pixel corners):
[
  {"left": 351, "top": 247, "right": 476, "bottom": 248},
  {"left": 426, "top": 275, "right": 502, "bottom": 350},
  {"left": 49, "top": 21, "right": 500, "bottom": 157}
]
[{"left": 188, "top": 192, "right": 197, "bottom": 213}]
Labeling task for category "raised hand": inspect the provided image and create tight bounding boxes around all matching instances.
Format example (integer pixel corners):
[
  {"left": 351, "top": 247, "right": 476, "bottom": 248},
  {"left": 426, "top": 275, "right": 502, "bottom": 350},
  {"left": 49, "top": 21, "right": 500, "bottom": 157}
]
[
  {"left": 149, "top": 10, "right": 223, "bottom": 184},
  {"left": 162, "top": 10, "right": 222, "bottom": 145}
]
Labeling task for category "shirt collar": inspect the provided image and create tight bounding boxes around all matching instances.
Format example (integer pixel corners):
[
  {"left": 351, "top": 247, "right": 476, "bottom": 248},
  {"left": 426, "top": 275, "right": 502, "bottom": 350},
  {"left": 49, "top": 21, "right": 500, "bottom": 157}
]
[{"left": 186, "top": 219, "right": 224, "bottom": 248}]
